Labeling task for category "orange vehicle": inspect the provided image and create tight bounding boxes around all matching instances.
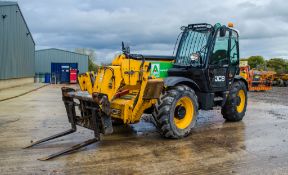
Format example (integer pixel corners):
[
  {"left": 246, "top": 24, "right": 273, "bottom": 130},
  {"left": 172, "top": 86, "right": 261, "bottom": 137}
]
[
  {"left": 274, "top": 73, "right": 288, "bottom": 87},
  {"left": 240, "top": 64, "right": 275, "bottom": 91}
]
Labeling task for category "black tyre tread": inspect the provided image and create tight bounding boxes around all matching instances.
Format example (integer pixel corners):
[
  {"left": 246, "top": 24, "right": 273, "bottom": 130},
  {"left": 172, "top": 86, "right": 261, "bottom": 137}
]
[
  {"left": 152, "top": 85, "right": 199, "bottom": 139},
  {"left": 221, "top": 81, "right": 247, "bottom": 122}
]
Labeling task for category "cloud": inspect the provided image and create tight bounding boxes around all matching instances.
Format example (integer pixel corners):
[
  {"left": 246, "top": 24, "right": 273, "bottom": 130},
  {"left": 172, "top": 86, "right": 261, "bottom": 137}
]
[{"left": 16, "top": 0, "right": 288, "bottom": 62}]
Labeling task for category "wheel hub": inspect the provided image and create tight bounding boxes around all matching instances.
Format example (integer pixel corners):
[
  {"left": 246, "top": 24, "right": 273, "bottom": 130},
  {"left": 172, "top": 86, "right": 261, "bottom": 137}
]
[
  {"left": 174, "top": 105, "right": 186, "bottom": 120},
  {"left": 236, "top": 96, "right": 241, "bottom": 106},
  {"left": 236, "top": 89, "right": 246, "bottom": 113}
]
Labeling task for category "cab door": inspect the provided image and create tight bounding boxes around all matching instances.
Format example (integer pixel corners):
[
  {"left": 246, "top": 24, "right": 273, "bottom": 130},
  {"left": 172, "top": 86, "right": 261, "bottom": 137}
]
[
  {"left": 227, "top": 30, "right": 240, "bottom": 83},
  {"left": 208, "top": 29, "right": 230, "bottom": 91}
]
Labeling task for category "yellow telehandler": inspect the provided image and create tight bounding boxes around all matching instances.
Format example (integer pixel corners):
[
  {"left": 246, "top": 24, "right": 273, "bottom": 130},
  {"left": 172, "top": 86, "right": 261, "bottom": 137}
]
[{"left": 25, "top": 23, "right": 248, "bottom": 160}]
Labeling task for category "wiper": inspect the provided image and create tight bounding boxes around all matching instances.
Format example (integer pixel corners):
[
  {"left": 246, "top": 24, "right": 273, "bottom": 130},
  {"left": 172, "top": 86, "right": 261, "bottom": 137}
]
[{"left": 199, "top": 45, "right": 207, "bottom": 53}]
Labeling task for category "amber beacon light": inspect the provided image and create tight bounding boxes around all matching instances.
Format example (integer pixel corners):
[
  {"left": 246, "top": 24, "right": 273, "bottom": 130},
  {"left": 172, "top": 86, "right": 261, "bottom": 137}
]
[{"left": 228, "top": 22, "right": 234, "bottom": 27}]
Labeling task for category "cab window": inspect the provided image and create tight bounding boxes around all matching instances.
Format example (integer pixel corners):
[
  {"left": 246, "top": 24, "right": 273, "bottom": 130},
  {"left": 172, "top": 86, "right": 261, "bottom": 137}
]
[
  {"left": 210, "top": 30, "right": 229, "bottom": 65},
  {"left": 230, "top": 31, "right": 239, "bottom": 65}
]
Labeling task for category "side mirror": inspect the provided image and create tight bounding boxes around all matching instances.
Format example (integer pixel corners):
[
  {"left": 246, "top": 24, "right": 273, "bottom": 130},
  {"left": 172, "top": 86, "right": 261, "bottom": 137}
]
[
  {"left": 219, "top": 26, "right": 226, "bottom": 37},
  {"left": 121, "top": 41, "right": 130, "bottom": 54},
  {"left": 121, "top": 41, "right": 125, "bottom": 51}
]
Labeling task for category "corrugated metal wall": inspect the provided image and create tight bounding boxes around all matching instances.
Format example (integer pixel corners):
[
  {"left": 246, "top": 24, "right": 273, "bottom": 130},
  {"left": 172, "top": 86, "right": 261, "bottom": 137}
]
[
  {"left": 0, "top": 4, "right": 35, "bottom": 80},
  {"left": 35, "top": 49, "right": 88, "bottom": 73}
]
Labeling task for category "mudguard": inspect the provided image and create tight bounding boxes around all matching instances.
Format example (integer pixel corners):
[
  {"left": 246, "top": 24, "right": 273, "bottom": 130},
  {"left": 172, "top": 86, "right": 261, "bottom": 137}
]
[
  {"left": 164, "top": 76, "right": 200, "bottom": 90},
  {"left": 234, "top": 75, "right": 248, "bottom": 89}
]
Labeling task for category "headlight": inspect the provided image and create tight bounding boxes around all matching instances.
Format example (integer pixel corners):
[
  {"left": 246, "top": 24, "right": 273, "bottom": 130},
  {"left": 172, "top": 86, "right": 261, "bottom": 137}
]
[{"left": 190, "top": 53, "right": 200, "bottom": 61}]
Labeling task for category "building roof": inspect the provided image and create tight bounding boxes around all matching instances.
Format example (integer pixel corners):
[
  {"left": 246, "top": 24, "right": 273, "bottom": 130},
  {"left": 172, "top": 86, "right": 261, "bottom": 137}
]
[
  {"left": 0, "top": 1, "right": 35, "bottom": 45},
  {"left": 36, "top": 48, "right": 89, "bottom": 57},
  {"left": 0, "top": 1, "right": 17, "bottom": 6}
]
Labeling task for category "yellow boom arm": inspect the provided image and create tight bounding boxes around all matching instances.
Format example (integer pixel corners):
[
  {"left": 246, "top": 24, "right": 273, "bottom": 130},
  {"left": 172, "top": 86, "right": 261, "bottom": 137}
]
[{"left": 78, "top": 54, "right": 164, "bottom": 124}]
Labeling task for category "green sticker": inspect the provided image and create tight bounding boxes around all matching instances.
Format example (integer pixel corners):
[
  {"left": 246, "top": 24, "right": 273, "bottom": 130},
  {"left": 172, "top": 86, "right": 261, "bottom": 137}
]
[
  {"left": 150, "top": 62, "right": 173, "bottom": 78},
  {"left": 151, "top": 64, "right": 160, "bottom": 77}
]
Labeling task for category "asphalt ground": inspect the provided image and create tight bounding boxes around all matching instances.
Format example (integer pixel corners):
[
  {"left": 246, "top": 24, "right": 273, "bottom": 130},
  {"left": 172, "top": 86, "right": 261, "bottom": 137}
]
[{"left": 0, "top": 85, "right": 287, "bottom": 174}]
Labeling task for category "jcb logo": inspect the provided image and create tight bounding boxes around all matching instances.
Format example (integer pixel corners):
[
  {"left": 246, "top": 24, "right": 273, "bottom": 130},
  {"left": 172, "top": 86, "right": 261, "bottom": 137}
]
[{"left": 215, "top": 76, "right": 225, "bottom": 82}]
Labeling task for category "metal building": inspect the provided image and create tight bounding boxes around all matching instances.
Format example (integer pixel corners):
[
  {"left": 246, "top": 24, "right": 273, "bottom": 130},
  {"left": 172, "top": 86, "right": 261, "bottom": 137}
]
[
  {"left": 0, "top": 1, "right": 35, "bottom": 89},
  {"left": 35, "top": 48, "right": 88, "bottom": 83}
]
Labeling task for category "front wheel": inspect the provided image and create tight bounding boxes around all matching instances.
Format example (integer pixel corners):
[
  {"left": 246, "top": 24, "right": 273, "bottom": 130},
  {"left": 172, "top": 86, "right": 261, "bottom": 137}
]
[
  {"left": 222, "top": 81, "right": 248, "bottom": 122},
  {"left": 153, "top": 85, "right": 199, "bottom": 139}
]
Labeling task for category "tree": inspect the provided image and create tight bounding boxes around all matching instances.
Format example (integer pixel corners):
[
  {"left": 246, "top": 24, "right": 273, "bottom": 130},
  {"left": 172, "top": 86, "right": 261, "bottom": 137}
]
[
  {"left": 75, "top": 48, "right": 98, "bottom": 72},
  {"left": 88, "top": 57, "right": 98, "bottom": 72},
  {"left": 267, "top": 58, "right": 288, "bottom": 74},
  {"left": 247, "top": 56, "right": 265, "bottom": 69}
]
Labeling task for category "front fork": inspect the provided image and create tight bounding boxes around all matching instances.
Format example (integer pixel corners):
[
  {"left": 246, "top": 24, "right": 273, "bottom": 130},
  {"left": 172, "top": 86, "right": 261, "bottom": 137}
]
[{"left": 24, "top": 87, "right": 112, "bottom": 160}]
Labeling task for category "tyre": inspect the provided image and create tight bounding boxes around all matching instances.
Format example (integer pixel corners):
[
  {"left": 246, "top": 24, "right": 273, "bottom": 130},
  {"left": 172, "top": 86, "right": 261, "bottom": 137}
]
[
  {"left": 153, "top": 85, "right": 198, "bottom": 138},
  {"left": 278, "top": 79, "right": 284, "bottom": 87},
  {"left": 221, "top": 81, "right": 247, "bottom": 122}
]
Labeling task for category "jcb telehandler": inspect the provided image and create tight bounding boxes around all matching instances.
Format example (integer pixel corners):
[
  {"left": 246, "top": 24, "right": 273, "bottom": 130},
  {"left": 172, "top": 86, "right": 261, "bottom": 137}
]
[{"left": 25, "top": 23, "right": 248, "bottom": 160}]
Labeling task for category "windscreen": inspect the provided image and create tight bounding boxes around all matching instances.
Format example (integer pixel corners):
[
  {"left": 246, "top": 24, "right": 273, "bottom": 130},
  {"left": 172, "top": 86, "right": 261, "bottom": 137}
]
[{"left": 175, "top": 29, "right": 211, "bottom": 66}]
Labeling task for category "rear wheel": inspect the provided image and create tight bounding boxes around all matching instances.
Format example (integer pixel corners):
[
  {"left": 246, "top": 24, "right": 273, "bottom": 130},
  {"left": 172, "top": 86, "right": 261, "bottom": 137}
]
[
  {"left": 222, "top": 81, "right": 247, "bottom": 122},
  {"left": 153, "top": 85, "right": 198, "bottom": 138}
]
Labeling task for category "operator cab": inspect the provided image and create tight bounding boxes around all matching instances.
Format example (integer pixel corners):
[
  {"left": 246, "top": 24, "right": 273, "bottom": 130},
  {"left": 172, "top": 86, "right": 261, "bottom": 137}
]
[{"left": 169, "top": 23, "right": 240, "bottom": 93}]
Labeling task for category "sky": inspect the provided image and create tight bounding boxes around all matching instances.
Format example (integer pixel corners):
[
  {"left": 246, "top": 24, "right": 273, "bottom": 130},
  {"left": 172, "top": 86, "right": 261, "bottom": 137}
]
[{"left": 13, "top": 0, "right": 288, "bottom": 63}]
